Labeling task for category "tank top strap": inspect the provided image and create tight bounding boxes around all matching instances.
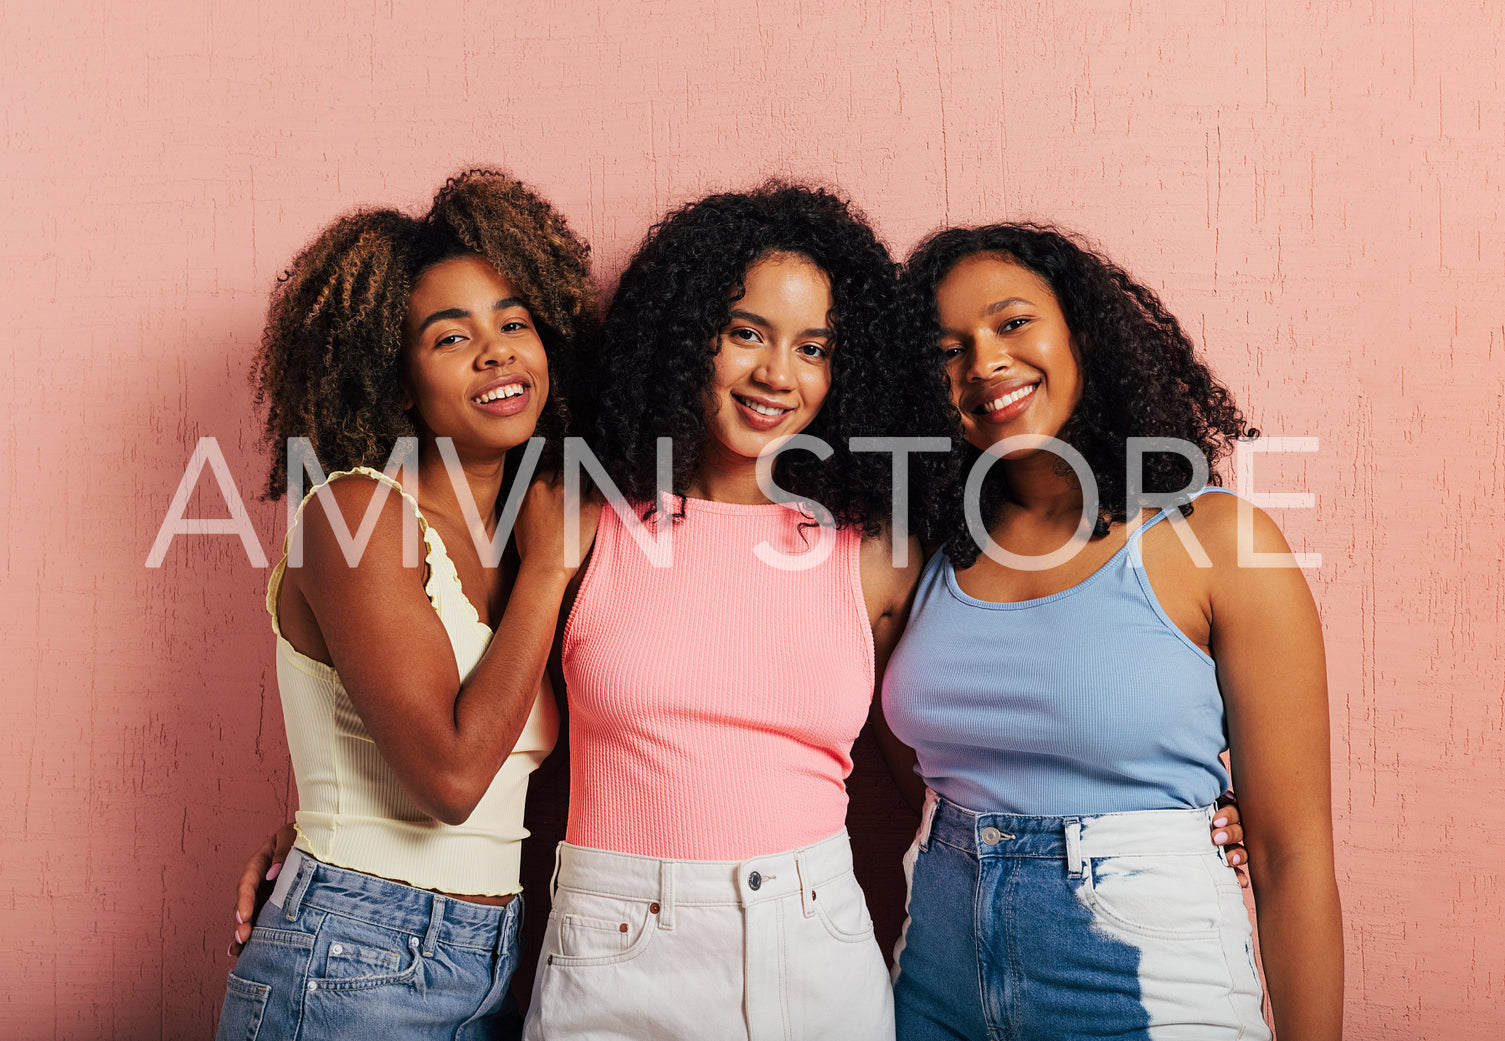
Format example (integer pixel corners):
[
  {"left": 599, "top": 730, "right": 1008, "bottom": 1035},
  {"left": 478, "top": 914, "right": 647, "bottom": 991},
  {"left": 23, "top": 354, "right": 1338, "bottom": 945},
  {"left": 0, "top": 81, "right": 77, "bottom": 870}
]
[
  {"left": 266, "top": 466, "right": 436, "bottom": 631},
  {"left": 1125, "top": 484, "right": 1235, "bottom": 550}
]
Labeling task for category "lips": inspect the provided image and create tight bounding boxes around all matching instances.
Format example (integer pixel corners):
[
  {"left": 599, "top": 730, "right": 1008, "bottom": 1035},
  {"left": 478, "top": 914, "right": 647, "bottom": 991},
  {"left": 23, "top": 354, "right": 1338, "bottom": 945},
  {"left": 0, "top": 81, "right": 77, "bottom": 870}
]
[
  {"left": 471, "top": 376, "right": 532, "bottom": 417},
  {"left": 973, "top": 381, "right": 1038, "bottom": 423},
  {"left": 732, "top": 392, "right": 794, "bottom": 431}
]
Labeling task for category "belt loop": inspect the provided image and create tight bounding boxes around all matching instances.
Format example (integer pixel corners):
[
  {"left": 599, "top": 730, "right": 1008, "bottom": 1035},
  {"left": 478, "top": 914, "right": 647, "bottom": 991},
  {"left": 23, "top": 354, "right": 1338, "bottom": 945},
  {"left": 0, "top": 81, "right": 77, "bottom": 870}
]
[
  {"left": 918, "top": 789, "right": 939, "bottom": 853},
  {"left": 422, "top": 895, "right": 445, "bottom": 957},
  {"left": 658, "top": 860, "right": 675, "bottom": 931},
  {"left": 795, "top": 850, "right": 816, "bottom": 919},
  {"left": 1064, "top": 818, "right": 1085, "bottom": 879},
  {"left": 282, "top": 850, "right": 315, "bottom": 922}
]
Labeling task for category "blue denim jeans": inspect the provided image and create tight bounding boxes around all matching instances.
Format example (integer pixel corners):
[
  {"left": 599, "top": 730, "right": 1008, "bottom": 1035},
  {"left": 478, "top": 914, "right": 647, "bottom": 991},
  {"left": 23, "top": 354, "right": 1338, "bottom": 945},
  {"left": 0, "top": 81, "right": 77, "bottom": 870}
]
[
  {"left": 215, "top": 849, "right": 525, "bottom": 1041},
  {"left": 892, "top": 794, "right": 1269, "bottom": 1041}
]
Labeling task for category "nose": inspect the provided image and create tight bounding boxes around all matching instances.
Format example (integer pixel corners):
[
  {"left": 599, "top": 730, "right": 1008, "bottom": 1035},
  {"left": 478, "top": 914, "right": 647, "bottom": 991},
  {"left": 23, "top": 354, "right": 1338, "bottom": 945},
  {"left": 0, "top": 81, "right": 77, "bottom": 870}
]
[
  {"left": 476, "top": 328, "right": 516, "bottom": 368},
  {"left": 964, "top": 336, "right": 1011, "bottom": 383},
  {"left": 752, "top": 345, "right": 794, "bottom": 391}
]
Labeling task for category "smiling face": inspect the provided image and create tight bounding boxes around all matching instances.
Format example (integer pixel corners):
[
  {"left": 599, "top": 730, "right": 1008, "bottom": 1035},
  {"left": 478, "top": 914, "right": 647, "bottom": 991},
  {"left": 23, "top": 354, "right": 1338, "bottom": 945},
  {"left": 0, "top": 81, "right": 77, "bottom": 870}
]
[
  {"left": 699, "top": 251, "right": 835, "bottom": 468},
  {"left": 935, "top": 253, "right": 1082, "bottom": 456},
  {"left": 400, "top": 255, "right": 550, "bottom": 457}
]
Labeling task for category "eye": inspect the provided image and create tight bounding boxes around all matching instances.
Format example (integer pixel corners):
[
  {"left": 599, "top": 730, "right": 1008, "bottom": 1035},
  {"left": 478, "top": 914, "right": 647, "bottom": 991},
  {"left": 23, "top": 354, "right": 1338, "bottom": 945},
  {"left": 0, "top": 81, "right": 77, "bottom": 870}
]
[
  {"left": 796, "top": 342, "right": 830, "bottom": 360},
  {"left": 435, "top": 333, "right": 467, "bottom": 348},
  {"left": 727, "top": 327, "right": 762, "bottom": 344},
  {"left": 501, "top": 319, "right": 530, "bottom": 333},
  {"left": 1000, "top": 316, "right": 1031, "bottom": 333},
  {"left": 938, "top": 343, "right": 965, "bottom": 361}
]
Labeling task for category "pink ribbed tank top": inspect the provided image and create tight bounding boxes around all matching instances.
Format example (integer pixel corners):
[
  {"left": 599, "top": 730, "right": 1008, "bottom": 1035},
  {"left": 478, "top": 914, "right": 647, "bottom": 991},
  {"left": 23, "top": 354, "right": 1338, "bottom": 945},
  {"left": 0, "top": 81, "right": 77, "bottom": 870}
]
[{"left": 561, "top": 497, "right": 875, "bottom": 860}]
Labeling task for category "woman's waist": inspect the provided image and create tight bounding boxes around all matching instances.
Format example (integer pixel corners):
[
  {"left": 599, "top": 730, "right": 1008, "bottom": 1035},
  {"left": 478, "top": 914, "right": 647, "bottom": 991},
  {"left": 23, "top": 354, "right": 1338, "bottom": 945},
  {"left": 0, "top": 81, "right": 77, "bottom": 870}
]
[
  {"left": 923, "top": 794, "right": 1221, "bottom": 860},
  {"left": 292, "top": 809, "right": 528, "bottom": 899}
]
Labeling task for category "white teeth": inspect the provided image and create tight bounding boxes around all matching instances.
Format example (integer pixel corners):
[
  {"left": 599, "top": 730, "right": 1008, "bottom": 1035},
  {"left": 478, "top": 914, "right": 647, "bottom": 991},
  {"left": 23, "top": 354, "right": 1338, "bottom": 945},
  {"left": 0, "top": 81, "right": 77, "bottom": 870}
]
[
  {"left": 738, "top": 397, "right": 788, "bottom": 417},
  {"left": 982, "top": 385, "right": 1035, "bottom": 413},
  {"left": 473, "top": 384, "right": 526, "bottom": 403}
]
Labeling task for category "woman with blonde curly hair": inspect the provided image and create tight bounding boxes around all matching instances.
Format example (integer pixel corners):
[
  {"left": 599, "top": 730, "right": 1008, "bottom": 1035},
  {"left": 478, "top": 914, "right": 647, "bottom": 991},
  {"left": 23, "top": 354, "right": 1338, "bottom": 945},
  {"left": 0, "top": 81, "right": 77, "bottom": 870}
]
[{"left": 215, "top": 170, "right": 596, "bottom": 1041}]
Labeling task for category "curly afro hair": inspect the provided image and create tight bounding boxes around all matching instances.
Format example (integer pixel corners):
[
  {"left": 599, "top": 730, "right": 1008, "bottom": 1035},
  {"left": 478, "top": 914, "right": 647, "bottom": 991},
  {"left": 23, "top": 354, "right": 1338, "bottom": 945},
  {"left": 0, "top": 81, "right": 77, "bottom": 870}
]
[
  {"left": 903, "top": 222, "right": 1257, "bottom": 567},
  {"left": 253, "top": 169, "right": 596, "bottom": 499},
  {"left": 588, "top": 181, "right": 956, "bottom": 538}
]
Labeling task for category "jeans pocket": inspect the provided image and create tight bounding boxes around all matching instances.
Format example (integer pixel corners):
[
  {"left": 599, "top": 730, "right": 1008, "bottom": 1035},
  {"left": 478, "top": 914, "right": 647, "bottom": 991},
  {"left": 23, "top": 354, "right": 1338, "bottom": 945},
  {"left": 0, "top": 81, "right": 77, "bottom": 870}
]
[
  {"left": 1077, "top": 853, "right": 1225, "bottom": 940},
  {"left": 215, "top": 973, "right": 271, "bottom": 1041},
  {"left": 543, "top": 892, "right": 658, "bottom": 967},
  {"left": 813, "top": 871, "right": 876, "bottom": 943},
  {"left": 307, "top": 913, "right": 422, "bottom": 991}
]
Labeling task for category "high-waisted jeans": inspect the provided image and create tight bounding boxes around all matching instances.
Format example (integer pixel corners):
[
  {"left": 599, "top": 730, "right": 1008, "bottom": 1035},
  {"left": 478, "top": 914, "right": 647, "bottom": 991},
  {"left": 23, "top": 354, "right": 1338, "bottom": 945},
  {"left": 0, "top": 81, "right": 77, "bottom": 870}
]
[
  {"left": 892, "top": 794, "right": 1269, "bottom": 1041},
  {"left": 215, "top": 848, "right": 525, "bottom": 1041},
  {"left": 524, "top": 829, "right": 894, "bottom": 1040}
]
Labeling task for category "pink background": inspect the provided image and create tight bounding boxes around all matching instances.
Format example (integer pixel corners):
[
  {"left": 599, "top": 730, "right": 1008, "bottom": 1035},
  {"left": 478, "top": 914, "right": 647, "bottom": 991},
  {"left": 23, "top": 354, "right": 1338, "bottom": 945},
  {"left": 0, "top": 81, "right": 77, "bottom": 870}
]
[{"left": 4, "top": 1, "right": 1502, "bottom": 1037}]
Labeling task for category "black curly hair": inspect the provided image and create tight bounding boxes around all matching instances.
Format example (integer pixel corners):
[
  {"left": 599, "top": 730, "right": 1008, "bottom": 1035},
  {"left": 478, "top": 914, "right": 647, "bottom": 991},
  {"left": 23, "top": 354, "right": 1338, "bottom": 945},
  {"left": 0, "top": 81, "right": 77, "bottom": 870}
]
[
  {"left": 903, "top": 222, "right": 1257, "bottom": 567},
  {"left": 253, "top": 169, "right": 596, "bottom": 499},
  {"left": 588, "top": 181, "right": 956, "bottom": 538}
]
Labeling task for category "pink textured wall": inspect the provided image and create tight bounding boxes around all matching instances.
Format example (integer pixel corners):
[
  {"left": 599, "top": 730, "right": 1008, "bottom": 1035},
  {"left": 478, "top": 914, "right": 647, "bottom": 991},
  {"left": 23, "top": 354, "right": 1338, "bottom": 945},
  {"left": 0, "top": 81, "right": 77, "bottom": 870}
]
[{"left": 3, "top": 1, "right": 1500, "bottom": 1036}]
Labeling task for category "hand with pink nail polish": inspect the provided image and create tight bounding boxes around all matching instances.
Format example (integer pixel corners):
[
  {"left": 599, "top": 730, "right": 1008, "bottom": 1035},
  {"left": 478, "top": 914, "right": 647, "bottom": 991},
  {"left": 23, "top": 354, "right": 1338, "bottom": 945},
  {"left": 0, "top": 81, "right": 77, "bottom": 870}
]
[
  {"left": 1211, "top": 791, "right": 1251, "bottom": 889},
  {"left": 227, "top": 822, "right": 297, "bottom": 957}
]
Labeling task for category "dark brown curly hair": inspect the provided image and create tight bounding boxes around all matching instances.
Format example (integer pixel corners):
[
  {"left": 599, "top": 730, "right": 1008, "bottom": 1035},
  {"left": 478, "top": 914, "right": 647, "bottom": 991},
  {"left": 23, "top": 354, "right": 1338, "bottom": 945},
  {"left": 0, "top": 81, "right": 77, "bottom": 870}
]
[
  {"left": 253, "top": 169, "right": 595, "bottom": 499},
  {"left": 586, "top": 181, "right": 956, "bottom": 539},
  {"left": 903, "top": 222, "right": 1258, "bottom": 567}
]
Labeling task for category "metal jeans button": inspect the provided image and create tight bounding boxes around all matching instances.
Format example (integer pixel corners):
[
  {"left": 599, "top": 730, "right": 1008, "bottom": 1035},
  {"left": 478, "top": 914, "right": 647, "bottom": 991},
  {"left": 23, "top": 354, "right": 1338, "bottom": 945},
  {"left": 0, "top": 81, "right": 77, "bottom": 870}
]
[
  {"left": 747, "top": 871, "right": 762, "bottom": 891},
  {"left": 981, "top": 826, "right": 1003, "bottom": 845}
]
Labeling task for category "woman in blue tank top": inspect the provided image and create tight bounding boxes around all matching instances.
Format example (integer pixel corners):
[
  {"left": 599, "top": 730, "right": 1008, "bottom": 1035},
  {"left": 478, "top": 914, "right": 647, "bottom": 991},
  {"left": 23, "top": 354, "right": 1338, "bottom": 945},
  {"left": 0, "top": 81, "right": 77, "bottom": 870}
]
[{"left": 883, "top": 226, "right": 1342, "bottom": 1041}]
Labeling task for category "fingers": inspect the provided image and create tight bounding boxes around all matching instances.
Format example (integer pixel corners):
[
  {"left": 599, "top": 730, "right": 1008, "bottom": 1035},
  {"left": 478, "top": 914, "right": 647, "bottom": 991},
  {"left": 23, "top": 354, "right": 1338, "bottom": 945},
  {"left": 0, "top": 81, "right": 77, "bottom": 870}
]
[
  {"left": 1210, "top": 802, "right": 1249, "bottom": 888},
  {"left": 228, "top": 824, "right": 297, "bottom": 958}
]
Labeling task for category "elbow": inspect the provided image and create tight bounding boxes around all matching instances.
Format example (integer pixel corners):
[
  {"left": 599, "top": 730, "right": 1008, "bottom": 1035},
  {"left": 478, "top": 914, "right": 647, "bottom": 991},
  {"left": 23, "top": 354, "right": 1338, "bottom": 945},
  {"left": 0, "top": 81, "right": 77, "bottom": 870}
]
[{"left": 418, "top": 772, "right": 490, "bottom": 827}]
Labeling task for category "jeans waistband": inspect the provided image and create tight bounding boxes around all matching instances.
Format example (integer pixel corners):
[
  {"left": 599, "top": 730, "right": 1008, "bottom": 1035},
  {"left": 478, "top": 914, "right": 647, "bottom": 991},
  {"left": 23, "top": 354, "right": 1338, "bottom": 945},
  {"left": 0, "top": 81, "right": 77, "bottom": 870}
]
[
  {"left": 925, "top": 795, "right": 1219, "bottom": 866},
  {"left": 272, "top": 848, "right": 520, "bottom": 953},
  {"left": 552, "top": 829, "right": 854, "bottom": 928}
]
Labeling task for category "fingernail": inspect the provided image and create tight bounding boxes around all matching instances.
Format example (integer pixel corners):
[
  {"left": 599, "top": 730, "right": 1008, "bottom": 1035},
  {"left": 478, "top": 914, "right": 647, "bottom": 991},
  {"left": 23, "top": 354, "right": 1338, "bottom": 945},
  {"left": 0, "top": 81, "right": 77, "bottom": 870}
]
[
  {"left": 1213, "top": 832, "right": 1228, "bottom": 844},
  {"left": 265, "top": 863, "right": 282, "bottom": 882},
  {"left": 1213, "top": 816, "right": 1228, "bottom": 827},
  {"left": 227, "top": 942, "right": 236, "bottom": 957},
  {"left": 236, "top": 910, "right": 245, "bottom": 924}
]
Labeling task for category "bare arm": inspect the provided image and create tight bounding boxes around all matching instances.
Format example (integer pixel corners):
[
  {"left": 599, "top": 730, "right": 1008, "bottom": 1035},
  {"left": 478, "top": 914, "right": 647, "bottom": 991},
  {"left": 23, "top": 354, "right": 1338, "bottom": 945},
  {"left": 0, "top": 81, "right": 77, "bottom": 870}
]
[
  {"left": 288, "top": 475, "right": 597, "bottom": 825},
  {"left": 860, "top": 531, "right": 927, "bottom": 815},
  {"left": 1206, "top": 501, "right": 1343, "bottom": 1040}
]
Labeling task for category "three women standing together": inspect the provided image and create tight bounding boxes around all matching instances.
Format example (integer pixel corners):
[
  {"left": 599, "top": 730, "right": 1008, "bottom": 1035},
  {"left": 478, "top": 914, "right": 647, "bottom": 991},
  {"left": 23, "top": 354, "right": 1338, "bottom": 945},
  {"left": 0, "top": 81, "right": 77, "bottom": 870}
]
[{"left": 217, "top": 170, "right": 1340, "bottom": 1041}]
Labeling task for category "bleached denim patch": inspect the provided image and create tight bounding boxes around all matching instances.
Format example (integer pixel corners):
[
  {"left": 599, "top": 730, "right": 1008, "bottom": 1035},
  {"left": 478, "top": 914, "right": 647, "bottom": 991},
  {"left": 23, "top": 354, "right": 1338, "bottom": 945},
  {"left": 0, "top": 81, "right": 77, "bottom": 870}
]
[{"left": 892, "top": 795, "right": 1268, "bottom": 1041}]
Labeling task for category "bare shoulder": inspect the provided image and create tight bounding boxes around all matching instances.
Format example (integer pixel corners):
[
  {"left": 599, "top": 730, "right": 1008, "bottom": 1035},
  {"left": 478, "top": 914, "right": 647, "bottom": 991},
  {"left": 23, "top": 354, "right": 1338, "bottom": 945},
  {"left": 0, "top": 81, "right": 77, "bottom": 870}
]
[{"left": 295, "top": 473, "right": 423, "bottom": 578}]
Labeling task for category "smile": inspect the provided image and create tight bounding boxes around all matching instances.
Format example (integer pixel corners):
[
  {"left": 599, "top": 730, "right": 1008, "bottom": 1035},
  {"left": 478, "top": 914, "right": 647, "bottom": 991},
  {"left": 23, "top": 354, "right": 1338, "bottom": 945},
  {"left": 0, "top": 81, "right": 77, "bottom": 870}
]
[
  {"left": 978, "top": 384, "right": 1036, "bottom": 414},
  {"left": 472, "top": 382, "right": 528, "bottom": 404},
  {"left": 733, "top": 394, "right": 791, "bottom": 417}
]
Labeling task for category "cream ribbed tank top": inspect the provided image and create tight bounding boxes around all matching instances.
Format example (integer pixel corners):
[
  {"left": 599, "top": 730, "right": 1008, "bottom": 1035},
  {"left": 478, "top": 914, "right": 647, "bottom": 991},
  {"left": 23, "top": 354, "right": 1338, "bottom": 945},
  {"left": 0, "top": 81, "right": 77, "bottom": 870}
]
[{"left": 269, "top": 467, "right": 558, "bottom": 896}]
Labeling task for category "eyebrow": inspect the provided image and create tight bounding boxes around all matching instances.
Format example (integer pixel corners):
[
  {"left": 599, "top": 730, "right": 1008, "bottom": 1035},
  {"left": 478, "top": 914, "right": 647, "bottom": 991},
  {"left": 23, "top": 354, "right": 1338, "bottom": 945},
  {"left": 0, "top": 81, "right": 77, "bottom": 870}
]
[
  {"left": 939, "top": 297, "right": 1034, "bottom": 337},
  {"left": 726, "top": 308, "right": 834, "bottom": 340},
  {"left": 416, "top": 296, "right": 527, "bottom": 334},
  {"left": 983, "top": 297, "right": 1032, "bottom": 316}
]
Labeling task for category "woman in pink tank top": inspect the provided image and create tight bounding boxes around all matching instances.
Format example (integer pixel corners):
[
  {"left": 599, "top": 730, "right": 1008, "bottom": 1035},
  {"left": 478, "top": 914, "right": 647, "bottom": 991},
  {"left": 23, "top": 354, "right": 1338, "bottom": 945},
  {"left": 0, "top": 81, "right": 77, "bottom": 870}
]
[{"left": 520, "top": 183, "right": 955, "bottom": 1041}]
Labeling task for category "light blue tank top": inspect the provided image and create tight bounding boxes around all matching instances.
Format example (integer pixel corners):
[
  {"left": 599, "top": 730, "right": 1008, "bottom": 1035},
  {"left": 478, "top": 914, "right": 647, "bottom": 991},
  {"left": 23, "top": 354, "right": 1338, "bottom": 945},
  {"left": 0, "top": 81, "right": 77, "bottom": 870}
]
[{"left": 882, "top": 489, "right": 1233, "bottom": 815}]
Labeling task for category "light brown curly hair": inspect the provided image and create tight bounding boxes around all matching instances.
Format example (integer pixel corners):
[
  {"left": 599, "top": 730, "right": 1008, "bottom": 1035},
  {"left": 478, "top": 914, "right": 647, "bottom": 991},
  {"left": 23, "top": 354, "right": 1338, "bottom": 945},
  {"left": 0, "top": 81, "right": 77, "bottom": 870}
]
[{"left": 252, "top": 169, "right": 596, "bottom": 499}]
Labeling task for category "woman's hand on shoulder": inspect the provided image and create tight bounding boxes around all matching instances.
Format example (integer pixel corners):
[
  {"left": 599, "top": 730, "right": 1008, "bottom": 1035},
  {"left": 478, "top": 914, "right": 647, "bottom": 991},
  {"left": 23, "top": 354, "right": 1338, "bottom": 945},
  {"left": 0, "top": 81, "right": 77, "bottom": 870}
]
[{"left": 513, "top": 472, "right": 601, "bottom": 579}]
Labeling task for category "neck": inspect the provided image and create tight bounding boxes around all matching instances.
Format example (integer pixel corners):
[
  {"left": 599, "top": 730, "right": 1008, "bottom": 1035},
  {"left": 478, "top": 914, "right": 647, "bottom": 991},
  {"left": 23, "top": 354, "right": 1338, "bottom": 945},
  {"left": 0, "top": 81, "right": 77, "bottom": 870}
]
[
  {"left": 684, "top": 448, "right": 772, "bottom": 505},
  {"left": 997, "top": 450, "right": 1088, "bottom": 525},
  {"left": 414, "top": 437, "right": 507, "bottom": 534}
]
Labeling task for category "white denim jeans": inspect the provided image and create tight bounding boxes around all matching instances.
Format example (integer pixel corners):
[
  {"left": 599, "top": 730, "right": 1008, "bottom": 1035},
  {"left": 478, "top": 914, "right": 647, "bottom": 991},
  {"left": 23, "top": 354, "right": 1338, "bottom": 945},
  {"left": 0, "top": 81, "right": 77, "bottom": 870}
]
[{"left": 524, "top": 829, "right": 894, "bottom": 1041}]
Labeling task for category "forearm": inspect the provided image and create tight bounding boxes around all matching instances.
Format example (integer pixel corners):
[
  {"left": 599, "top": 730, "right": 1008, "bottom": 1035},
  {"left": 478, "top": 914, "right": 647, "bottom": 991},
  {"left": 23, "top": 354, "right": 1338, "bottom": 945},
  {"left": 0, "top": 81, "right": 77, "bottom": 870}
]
[
  {"left": 453, "top": 560, "right": 569, "bottom": 751},
  {"left": 1251, "top": 858, "right": 1344, "bottom": 1041},
  {"left": 427, "top": 562, "right": 570, "bottom": 819}
]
